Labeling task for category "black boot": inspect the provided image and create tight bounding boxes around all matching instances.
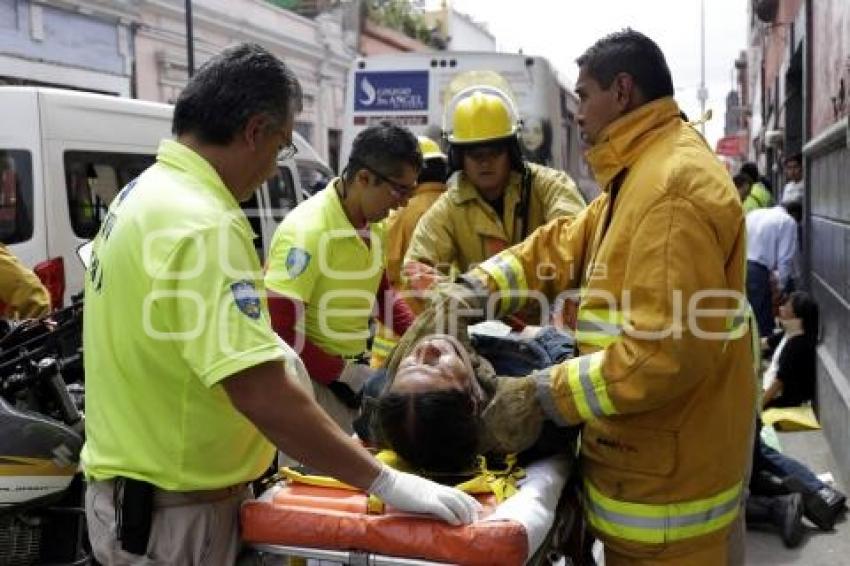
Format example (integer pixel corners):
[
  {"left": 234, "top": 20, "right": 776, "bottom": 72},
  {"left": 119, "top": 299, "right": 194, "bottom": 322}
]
[
  {"left": 784, "top": 476, "right": 847, "bottom": 530},
  {"left": 751, "top": 470, "right": 792, "bottom": 497},
  {"left": 746, "top": 493, "right": 805, "bottom": 548}
]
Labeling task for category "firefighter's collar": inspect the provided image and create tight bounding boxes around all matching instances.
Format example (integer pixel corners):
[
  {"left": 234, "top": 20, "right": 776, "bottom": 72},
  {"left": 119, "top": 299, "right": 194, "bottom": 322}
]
[{"left": 585, "top": 97, "right": 681, "bottom": 191}]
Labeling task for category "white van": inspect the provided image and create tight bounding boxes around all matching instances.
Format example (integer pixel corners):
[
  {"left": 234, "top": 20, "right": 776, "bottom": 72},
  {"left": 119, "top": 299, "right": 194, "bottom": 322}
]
[
  {"left": 341, "top": 51, "right": 596, "bottom": 200},
  {"left": 0, "top": 87, "right": 319, "bottom": 307}
]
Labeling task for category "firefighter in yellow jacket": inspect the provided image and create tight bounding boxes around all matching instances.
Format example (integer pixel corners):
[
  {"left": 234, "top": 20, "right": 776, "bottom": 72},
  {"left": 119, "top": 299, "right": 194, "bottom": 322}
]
[
  {"left": 402, "top": 86, "right": 586, "bottom": 295},
  {"left": 0, "top": 243, "right": 50, "bottom": 319},
  {"left": 435, "top": 31, "right": 757, "bottom": 564},
  {"left": 371, "top": 136, "right": 450, "bottom": 367}
]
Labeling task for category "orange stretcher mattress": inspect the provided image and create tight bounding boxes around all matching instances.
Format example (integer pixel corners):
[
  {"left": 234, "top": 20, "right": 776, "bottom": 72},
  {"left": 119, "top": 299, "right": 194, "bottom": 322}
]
[{"left": 241, "top": 483, "right": 529, "bottom": 566}]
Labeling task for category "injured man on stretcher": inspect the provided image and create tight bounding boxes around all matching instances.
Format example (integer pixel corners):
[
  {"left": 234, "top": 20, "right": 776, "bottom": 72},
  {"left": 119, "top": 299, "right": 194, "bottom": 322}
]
[
  {"left": 242, "top": 317, "right": 583, "bottom": 565},
  {"left": 356, "top": 317, "right": 580, "bottom": 477}
]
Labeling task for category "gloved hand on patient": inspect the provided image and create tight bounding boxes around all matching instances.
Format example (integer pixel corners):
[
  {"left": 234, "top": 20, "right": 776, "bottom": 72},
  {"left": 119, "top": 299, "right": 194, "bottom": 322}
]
[{"left": 368, "top": 464, "right": 482, "bottom": 525}]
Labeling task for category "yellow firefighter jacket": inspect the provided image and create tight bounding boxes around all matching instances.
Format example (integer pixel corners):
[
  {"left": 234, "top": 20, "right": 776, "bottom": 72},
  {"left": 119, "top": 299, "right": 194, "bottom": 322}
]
[
  {"left": 0, "top": 243, "right": 50, "bottom": 319},
  {"left": 371, "top": 181, "right": 447, "bottom": 366},
  {"left": 386, "top": 181, "right": 446, "bottom": 293},
  {"left": 403, "top": 163, "right": 585, "bottom": 290},
  {"left": 467, "top": 97, "right": 757, "bottom": 558}
]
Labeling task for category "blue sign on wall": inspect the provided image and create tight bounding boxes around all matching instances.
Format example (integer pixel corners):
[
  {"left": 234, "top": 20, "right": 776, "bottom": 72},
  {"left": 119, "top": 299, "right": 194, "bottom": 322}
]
[{"left": 353, "top": 71, "right": 429, "bottom": 112}]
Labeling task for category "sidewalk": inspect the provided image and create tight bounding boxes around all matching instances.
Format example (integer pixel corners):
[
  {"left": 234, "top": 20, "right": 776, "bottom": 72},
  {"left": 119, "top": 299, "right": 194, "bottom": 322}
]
[{"left": 746, "top": 429, "right": 850, "bottom": 564}]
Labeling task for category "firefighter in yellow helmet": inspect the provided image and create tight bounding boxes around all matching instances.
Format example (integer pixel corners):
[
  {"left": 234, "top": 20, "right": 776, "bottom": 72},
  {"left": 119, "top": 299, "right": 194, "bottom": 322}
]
[
  {"left": 423, "top": 30, "right": 756, "bottom": 565},
  {"left": 402, "top": 87, "right": 586, "bottom": 317}
]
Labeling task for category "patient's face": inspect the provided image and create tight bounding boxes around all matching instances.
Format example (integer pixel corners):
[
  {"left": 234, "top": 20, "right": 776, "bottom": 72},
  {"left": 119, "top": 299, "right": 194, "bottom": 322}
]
[{"left": 392, "top": 334, "right": 484, "bottom": 403}]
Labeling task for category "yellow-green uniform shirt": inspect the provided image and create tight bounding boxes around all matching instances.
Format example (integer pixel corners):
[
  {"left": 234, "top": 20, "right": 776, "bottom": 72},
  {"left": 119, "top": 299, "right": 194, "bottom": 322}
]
[
  {"left": 265, "top": 180, "right": 385, "bottom": 359},
  {"left": 81, "top": 140, "right": 284, "bottom": 490}
]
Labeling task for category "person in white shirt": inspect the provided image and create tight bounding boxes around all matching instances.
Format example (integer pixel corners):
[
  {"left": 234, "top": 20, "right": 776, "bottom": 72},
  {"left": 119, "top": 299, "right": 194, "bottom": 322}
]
[
  {"left": 745, "top": 201, "right": 800, "bottom": 338},
  {"left": 781, "top": 153, "right": 804, "bottom": 204}
]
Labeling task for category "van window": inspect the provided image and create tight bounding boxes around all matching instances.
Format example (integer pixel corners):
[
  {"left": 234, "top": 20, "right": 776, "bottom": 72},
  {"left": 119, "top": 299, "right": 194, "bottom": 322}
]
[
  {"left": 0, "top": 149, "right": 34, "bottom": 244},
  {"left": 64, "top": 151, "right": 155, "bottom": 239},
  {"left": 267, "top": 166, "right": 298, "bottom": 222}
]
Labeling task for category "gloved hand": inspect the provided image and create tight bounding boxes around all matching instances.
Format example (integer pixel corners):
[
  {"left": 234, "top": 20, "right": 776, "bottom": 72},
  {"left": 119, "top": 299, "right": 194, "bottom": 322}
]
[
  {"left": 368, "top": 465, "right": 482, "bottom": 525},
  {"left": 479, "top": 374, "right": 544, "bottom": 454}
]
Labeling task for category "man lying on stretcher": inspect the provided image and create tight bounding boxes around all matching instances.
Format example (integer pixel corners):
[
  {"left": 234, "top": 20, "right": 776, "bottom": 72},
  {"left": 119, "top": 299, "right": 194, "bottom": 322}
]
[{"left": 357, "top": 306, "right": 579, "bottom": 478}]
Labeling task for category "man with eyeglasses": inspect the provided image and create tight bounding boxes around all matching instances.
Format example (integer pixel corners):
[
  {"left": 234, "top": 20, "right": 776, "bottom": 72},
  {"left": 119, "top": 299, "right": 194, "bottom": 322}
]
[
  {"left": 402, "top": 87, "right": 586, "bottom": 327},
  {"left": 265, "top": 123, "right": 421, "bottom": 432}
]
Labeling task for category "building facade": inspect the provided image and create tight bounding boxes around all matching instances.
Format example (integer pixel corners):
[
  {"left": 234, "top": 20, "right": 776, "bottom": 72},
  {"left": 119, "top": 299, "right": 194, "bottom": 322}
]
[
  {"left": 0, "top": 0, "right": 135, "bottom": 95},
  {"left": 803, "top": 0, "right": 850, "bottom": 487},
  {"left": 132, "top": 0, "right": 356, "bottom": 171},
  {"left": 743, "top": 0, "right": 850, "bottom": 485}
]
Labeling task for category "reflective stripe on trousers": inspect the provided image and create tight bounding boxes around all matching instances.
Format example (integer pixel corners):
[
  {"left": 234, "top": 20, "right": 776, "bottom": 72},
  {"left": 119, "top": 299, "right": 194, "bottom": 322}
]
[{"left": 584, "top": 478, "right": 742, "bottom": 544}]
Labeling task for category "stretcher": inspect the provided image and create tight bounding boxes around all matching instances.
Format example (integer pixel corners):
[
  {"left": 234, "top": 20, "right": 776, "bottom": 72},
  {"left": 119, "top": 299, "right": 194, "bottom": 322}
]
[{"left": 241, "top": 454, "right": 575, "bottom": 566}]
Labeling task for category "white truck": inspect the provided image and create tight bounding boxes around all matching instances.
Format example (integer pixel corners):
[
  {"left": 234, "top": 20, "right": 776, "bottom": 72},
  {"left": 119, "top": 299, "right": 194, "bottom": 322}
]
[
  {"left": 0, "top": 87, "right": 325, "bottom": 307},
  {"left": 341, "top": 51, "right": 596, "bottom": 200}
]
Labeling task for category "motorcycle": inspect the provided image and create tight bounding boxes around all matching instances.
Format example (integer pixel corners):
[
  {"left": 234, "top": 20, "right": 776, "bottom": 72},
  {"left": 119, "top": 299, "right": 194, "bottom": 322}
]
[{"left": 1, "top": 261, "right": 87, "bottom": 564}]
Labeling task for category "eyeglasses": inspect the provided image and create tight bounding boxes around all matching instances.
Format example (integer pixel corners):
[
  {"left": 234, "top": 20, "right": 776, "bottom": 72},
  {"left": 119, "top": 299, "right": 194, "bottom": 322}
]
[
  {"left": 360, "top": 163, "right": 417, "bottom": 199},
  {"left": 279, "top": 142, "right": 298, "bottom": 161}
]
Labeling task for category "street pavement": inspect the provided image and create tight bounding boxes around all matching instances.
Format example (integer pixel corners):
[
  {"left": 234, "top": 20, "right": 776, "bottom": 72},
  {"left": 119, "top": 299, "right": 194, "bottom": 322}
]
[{"left": 746, "top": 429, "right": 850, "bottom": 564}]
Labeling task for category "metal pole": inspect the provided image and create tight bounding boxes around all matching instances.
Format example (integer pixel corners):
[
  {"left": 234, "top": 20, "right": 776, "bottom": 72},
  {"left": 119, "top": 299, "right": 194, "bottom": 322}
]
[
  {"left": 185, "top": 0, "right": 194, "bottom": 78},
  {"left": 698, "top": 0, "right": 707, "bottom": 135}
]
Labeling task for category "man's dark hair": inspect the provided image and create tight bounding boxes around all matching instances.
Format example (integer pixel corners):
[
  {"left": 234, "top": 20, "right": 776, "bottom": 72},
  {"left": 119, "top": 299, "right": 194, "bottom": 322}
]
[
  {"left": 377, "top": 389, "right": 479, "bottom": 475},
  {"left": 788, "top": 291, "right": 820, "bottom": 346},
  {"left": 172, "top": 43, "right": 303, "bottom": 144},
  {"left": 740, "top": 162, "right": 760, "bottom": 184},
  {"left": 784, "top": 153, "right": 803, "bottom": 166},
  {"left": 344, "top": 123, "right": 422, "bottom": 182},
  {"left": 419, "top": 158, "right": 449, "bottom": 184},
  {"left": 576, "top": 29, "right": 674, "bottom": 102},
  {"left": 732, "top": 173, "right": 751, "bottom": 189}
]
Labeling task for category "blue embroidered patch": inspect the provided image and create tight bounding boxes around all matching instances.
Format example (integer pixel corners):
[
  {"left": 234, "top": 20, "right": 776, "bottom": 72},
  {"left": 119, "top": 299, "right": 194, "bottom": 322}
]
[
  {"left": 231, "top": 280, "right": 261, "bottom": 319},
  {"left": 285, "top": 248, "right": 311, "bottom": 278}
]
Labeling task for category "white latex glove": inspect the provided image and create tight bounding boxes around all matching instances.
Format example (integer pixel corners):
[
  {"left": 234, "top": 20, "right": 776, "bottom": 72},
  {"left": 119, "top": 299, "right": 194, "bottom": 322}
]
[
  {"left": 337, "top": 360, "right": 372, "bottom": 394},
  {"left": 368, "top": 465, "right": 482, "bottom": 525}
]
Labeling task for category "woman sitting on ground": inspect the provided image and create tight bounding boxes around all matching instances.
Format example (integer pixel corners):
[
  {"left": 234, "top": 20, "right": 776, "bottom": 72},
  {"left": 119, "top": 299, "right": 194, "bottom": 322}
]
[{"left": 761, "top": 291, "right": 818, "bottom": 409}]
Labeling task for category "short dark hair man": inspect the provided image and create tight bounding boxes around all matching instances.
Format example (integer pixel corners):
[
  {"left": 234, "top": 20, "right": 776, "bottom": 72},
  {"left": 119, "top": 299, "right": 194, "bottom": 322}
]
[
  {"left": 430, "top": 29, "right": 755, "bottom": 564},
  {"left": 83, "top": 44, "right": 479, "bottom": 564},
  {"left": 266, "top": 123, "right": 422, "bottom": 432}
]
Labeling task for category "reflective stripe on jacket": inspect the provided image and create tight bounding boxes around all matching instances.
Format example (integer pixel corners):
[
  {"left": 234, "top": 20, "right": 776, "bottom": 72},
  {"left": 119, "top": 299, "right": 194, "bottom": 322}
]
[{"left": 468, "top": 97, "right": 756, "bottom": 554}]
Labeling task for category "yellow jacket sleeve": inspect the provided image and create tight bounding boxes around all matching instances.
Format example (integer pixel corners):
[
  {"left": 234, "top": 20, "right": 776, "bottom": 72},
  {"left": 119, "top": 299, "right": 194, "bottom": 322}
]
[
  {"left": 0, "top": 244, "right": 51, "bottom": 319},
  {"left": 403, "top": 194, "right": 457, "bottom": 278},
  {"left": 531, "top": 165, "right": 586, "bottom": 222},
  {"left": 469, "top": 198, "right": 602, "bottom": 314},
  {"left": 538, "top": 197, "right": 734, "bottom": 425}
]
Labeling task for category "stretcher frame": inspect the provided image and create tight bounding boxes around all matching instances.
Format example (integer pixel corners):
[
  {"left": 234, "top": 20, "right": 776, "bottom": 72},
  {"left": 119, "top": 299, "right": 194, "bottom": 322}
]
[{"left": 252, "top": 543, "right": 455, "bottom": 565}]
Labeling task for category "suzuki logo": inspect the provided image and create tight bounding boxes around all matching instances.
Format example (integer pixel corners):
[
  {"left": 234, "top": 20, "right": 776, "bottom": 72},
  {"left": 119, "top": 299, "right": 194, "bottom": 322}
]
[{"left": 358, "top": 77, "right": 377, "bottom": 107}]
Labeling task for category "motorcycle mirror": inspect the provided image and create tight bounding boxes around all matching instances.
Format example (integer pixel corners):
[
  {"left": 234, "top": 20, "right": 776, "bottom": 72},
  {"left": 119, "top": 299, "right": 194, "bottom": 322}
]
[{"left": 76, "top": 241, "right": 94, "bottom": 269}]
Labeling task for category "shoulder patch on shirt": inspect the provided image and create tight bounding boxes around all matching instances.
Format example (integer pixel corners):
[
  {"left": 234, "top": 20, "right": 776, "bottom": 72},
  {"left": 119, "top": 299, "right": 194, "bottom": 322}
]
[
  {"left": 285, "top": 248, "right": 311, "bottom": 278},
  {"left": 231, "top": 280, "right": 261, "bottom": 319}
]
